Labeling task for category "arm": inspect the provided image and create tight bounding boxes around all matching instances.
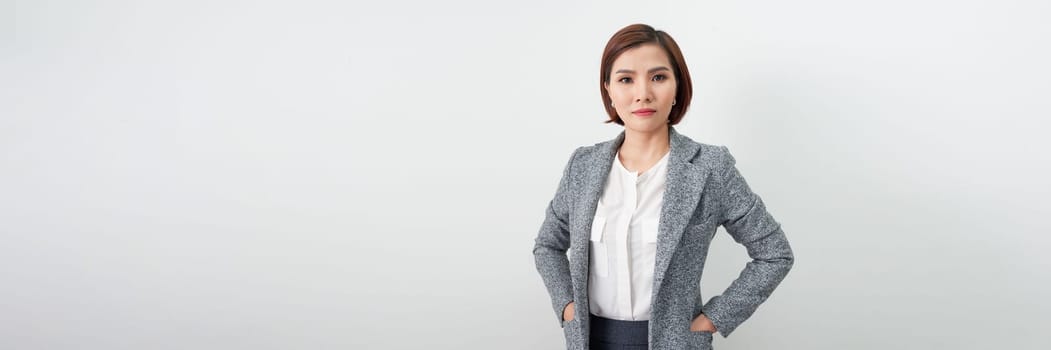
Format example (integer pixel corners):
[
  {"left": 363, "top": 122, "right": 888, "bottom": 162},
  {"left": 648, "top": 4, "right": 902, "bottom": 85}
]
[
  {"left": 533, "top": 147, "right": 581, "bottom": 328},
  {"left": 701, "top": 145, "right": 795, "bottom": 337}
]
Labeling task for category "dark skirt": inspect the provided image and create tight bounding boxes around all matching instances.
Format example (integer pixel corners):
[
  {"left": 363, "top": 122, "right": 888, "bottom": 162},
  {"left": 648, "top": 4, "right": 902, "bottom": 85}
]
[{"left": 588, "top": 313, "right": 649, "bottom": 350}]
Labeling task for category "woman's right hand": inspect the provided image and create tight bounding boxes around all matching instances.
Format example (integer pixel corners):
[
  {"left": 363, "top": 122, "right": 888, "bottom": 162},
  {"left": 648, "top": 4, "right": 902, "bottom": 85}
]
[{"left": 562, "top": 301, "right": 575, "bottom": 322}]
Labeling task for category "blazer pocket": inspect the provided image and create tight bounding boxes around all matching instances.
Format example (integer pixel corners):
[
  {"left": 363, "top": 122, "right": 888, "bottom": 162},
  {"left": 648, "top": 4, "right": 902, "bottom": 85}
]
[
  {"left": 562, "top": 317, "right": 581, "bottom": 348},
  {"left": 590, "top": 215, "right": 609, "bottom": 277},
  {"left": 687, "top": 329, "right": 714, "bottom": 349}
]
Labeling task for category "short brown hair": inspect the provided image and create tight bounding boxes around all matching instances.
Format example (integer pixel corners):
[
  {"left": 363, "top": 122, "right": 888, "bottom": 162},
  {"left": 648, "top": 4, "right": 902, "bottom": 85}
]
[{"left": 600, "top": 24, "right": 693, "bottom": 126}]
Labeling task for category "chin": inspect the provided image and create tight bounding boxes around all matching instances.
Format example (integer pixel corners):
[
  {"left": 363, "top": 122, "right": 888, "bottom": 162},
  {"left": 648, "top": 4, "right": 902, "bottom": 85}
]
[{"left": 625, "top": 122, "right": 668, "bottom": 133}]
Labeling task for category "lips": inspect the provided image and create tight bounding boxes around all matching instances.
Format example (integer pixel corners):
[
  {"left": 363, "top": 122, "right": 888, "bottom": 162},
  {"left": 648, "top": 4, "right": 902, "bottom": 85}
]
[{"left": 632, "top": 108, "right": 656, "bottom": 116}]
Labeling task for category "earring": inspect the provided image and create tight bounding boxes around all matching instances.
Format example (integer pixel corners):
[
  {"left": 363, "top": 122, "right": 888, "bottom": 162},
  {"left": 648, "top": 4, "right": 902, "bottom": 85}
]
[
  {"left": 672, "top": 100, "right": 676, "bottom": 106},
  {"left": 610, "top": 101, "right": 615, "bottom": 107}
]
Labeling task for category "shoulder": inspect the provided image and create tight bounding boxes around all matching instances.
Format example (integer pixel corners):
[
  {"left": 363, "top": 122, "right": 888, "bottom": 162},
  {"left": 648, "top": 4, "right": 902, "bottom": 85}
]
[
  {"left": 694, "top": 142, "right": 734, "bottom": 174},
  {"left": 566, "top": 136, "right": 618, "bottom": 171},
  {"left": 572, "top": 140, "right": 606, "bottom": 160},
  {"left": 672, "top": 131, "right": 734, "bottom": 174}
]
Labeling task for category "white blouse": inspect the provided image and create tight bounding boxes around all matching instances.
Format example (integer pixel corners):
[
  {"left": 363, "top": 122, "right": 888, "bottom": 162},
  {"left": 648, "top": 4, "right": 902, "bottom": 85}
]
[{"left": 588, "top": 149, "right": 670, "bottom": 321}]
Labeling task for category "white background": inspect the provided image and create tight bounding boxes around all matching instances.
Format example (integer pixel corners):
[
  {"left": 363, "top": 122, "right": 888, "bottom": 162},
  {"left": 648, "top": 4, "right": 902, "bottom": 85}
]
[{"left": 3, "top": 0, "right": 1050, "bottom": 349}]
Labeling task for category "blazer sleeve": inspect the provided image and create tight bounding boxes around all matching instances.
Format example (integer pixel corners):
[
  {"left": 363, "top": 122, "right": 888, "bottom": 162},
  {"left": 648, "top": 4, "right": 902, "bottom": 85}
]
[
  {"left": 532, "top": 147, "right": 581, "bottom": 328},
  {"left": 701, "top": 145, "right": 795, "bottom": 337}
]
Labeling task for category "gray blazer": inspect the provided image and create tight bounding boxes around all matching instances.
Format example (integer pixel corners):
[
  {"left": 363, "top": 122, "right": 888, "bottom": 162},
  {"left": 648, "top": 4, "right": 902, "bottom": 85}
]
[{"left": 533, "top": 126, "right": 794, "bottom": 349}]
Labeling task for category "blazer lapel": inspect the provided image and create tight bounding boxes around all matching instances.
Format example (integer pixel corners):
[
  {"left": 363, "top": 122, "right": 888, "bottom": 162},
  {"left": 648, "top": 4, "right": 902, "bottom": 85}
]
[
  {"left": 653, "top": 127, "right": 708, "bottom": 294},
  {"left": 572, "top": 130, "right": 621, "bottom": 307}
]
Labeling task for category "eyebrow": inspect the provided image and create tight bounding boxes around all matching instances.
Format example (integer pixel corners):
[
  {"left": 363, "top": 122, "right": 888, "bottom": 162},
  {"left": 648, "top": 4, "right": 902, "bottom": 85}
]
[{"left": 614, "top": 66, "right": 672, "bottom": 75}]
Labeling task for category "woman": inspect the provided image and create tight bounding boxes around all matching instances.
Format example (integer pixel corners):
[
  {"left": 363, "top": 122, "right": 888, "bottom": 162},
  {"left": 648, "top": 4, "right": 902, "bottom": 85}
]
[{"left": 533, "top": 24, "right": 795, "bottom": 350}]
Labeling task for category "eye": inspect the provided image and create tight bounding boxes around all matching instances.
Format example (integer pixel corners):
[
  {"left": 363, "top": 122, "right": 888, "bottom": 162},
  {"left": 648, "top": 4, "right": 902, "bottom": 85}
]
[
  {"left": 652, "top": 74, "right": 668, "bottom": 82},
  {"left": 617, "top": 77, "right": 632, "bottom": 84}
]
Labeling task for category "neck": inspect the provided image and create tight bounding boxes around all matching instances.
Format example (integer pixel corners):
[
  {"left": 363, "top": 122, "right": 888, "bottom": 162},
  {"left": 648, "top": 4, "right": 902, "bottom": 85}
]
[{"left": 619, "top": 126, "right": 671, "bottom": 160}]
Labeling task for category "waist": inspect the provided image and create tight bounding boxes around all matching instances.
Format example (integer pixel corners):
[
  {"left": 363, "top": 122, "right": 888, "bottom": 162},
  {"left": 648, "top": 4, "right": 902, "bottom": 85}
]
[{"left": 589, "top": 313, "right": 649, "bottom": 344}]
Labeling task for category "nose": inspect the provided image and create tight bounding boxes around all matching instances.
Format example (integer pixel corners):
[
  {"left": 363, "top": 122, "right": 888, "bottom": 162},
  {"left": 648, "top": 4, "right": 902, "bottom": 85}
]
[{"left": 634, "top": 80, "right": 654, "bottom": 104}]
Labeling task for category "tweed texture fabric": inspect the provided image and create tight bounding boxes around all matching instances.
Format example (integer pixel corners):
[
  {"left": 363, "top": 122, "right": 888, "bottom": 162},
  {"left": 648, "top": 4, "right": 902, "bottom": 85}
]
[{"left": 533, "top": 126, "right": 794, "bottom": 349}]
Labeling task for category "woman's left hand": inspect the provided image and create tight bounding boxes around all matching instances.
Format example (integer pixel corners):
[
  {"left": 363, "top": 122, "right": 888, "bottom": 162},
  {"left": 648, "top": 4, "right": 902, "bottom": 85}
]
[{"left": 690, "top": 313, "right": 718, "bottom": 333}]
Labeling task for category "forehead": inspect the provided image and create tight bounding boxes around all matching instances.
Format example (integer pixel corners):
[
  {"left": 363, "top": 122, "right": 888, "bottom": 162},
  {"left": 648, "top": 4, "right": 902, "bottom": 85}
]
[{"left": 611, "top": 43, "right": 671, "bottom": 70}]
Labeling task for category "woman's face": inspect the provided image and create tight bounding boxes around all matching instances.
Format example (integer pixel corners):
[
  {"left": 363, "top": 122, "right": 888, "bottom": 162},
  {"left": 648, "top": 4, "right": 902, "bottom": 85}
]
[{"left": 605, "top": 43, "right": 678, "bottom": 133}]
